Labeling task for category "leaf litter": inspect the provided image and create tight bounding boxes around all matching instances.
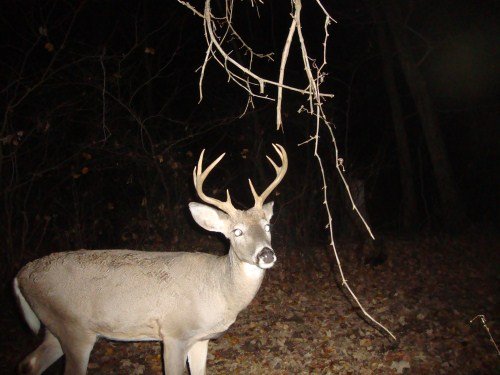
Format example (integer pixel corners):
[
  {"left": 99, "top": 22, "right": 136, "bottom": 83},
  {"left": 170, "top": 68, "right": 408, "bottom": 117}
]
[{"left": 3, "top": 235, "right": 498, "bottom": 374}]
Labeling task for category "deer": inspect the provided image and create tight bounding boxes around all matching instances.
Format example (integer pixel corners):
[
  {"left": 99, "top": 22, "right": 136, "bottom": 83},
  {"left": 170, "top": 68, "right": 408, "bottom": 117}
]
[{"left": 13, "top": 144, "right": 287, "bottom": 375}]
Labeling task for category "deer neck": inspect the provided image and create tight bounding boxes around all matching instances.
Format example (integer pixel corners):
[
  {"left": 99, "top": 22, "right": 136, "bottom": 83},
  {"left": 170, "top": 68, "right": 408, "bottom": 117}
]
[{"left": 222, "top": 249, "right": 265, "bottom": 314}]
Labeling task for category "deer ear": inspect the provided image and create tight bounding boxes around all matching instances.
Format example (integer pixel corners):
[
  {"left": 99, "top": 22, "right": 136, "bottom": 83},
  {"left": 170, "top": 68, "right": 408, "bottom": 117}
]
[
  {"left": 189, "top": 202, "right": 231, "bottom": 235},
  {"left": 262, "top": 201, "right": 274, "bottom": 221}
]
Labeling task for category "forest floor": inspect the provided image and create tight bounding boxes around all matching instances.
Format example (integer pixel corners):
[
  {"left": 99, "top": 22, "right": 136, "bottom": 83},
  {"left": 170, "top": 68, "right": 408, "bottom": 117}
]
[{"left": 1, "top": 234, "right": 498, "bottom": 374}]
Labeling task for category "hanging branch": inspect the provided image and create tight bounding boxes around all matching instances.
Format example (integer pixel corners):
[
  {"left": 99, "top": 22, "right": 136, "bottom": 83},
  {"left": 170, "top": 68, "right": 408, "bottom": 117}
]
[
  {"left": 293, "top": 0, "right": 392, "bottom": 339},
  {"left": 177, "top": 0, "right": 395, "bottom": 341}
]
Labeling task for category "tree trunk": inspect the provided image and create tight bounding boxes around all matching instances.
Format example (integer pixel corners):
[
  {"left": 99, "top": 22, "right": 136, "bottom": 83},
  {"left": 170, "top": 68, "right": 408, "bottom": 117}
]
[
  {"left": 381, "top": 0, "right": 467, "bottom": 230},
  {"left": 370, "top": 3, "right": 419, "bottom": 231}
]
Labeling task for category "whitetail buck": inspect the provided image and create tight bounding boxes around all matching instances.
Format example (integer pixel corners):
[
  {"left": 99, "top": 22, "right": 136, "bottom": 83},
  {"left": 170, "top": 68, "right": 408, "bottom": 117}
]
[{"left": 14, "top": 144, "right": 287, "bottom": 375}]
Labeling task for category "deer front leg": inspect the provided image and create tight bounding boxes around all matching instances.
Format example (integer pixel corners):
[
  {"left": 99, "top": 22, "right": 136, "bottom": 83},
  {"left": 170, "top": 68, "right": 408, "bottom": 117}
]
[
  {"left": 57, "top": 329, "right": 96, "bottom": 375},
  {"left": 162, "top": 338, "right": 188, "bottom": 375},
  {"left": 187, "top": 340, "right": 209, "bottom": 375}
]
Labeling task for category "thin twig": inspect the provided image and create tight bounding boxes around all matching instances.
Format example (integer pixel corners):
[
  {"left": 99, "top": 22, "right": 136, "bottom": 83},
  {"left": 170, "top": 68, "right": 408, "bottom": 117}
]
[
  {"left": 99, "top": 48, "right": 110, "bottom": 142},
  {"left": 470, "top": 315, "right": 500, "bottom": 356},
  {"left": 176, "top": 0, "right": 204, "bottom": 17}
]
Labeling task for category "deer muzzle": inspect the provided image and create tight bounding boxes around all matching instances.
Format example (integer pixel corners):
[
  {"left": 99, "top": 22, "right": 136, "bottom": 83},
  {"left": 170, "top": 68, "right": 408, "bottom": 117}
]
[{"left": 256, "top": 247, "right": 276, "bottom": 269}]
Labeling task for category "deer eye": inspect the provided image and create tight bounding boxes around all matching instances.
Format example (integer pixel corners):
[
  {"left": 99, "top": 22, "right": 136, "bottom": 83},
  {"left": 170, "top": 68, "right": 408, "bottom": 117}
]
[
  {"left": 264, "top": 224, "right": 271, "bottom": 232},
  {"left": 233, "top": 229, "right": 243, "bottom": 237}
]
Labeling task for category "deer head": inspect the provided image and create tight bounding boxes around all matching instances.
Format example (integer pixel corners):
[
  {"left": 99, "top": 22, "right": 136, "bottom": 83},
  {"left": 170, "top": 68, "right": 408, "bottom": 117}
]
[{"left": 189, "top": 143, "right": 287, "bottom": 269}]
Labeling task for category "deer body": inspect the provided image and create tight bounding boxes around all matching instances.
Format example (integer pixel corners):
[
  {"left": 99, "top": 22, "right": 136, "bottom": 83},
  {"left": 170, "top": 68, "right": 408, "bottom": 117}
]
[
  {"left": 17, "top": 249, "right": 262, "bottom": 339},
  {"left": 14, "top": 145, "right": 287, "bottom": 375}
]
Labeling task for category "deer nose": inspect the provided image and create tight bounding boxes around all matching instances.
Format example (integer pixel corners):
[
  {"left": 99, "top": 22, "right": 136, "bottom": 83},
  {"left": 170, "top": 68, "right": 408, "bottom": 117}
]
[{"left": 257, "top": 247, "right": 276, "bottom": 268}]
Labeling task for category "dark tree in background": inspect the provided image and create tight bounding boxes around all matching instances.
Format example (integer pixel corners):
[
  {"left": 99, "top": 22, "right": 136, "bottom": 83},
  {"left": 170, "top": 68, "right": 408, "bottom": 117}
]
[
  {"left": 370, "top": 2, "right": 419, "bottom": 231},
  {"left": 1, "top": 0, "right": 498, "bottom": 282},
  {"left": 382, "top": 0, "right": 467, "bottom": 231}
]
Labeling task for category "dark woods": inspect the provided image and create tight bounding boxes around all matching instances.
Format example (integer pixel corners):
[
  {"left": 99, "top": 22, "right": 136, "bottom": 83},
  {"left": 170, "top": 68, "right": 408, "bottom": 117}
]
[{"left": 1, "top": 0, "right": 497, "bottom": 283}]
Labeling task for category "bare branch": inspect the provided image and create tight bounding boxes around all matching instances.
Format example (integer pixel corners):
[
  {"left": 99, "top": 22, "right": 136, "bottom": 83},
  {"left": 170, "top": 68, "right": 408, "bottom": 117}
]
[
  {"left": 276, "top": 7, "right": 297, "bottom": 130},
  {"left": 176, "top": 0, "right": 204, "bottom": 18},
  {"left": 195, "top": 0, "right": 334, "bottom": 100},
  {"left": 294, "top": 0, "right": 395, "bottom": 340}
]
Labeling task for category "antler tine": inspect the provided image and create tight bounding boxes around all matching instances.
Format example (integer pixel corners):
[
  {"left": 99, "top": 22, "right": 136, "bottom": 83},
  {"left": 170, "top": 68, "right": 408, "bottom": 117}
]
[
  {"left": 265, "top": 155, "right": 279, "bottom": 173},
  {"left": 193, "top": 150, "right": 237, "bottom": 215},
  {"left": 251, "top": 143, "right": 288, "bottom": 208},
  {"left": 192, "top": 149, "right": 205, "bottom": 187},
  {"left": 248, "top": 178, "right": 259, "bottom": 202}
]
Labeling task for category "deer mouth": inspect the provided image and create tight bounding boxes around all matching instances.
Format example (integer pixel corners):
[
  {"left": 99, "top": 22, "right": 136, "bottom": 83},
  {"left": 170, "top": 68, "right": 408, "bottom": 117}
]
[{"left": 256, "top": 247, "right": 276, "bottom": 269}]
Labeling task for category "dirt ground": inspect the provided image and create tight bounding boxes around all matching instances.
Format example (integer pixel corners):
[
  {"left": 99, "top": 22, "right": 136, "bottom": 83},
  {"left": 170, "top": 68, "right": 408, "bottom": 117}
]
[{"left": 1, "top": 235, "right": 498, "bottom": 374}]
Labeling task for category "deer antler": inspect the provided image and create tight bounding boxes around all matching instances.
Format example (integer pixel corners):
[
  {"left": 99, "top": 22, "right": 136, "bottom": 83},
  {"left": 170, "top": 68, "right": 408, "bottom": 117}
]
[
  {"left": 249, "top": 143, "right": 288, "bottom": 208},
  {"left": 193, "top": 150, "right": 237, "bottom": 215}
]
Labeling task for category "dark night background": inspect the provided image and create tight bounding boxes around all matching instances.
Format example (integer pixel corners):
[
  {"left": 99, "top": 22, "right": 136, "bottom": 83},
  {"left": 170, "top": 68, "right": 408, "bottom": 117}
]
[{"left": 1, "top": 0, "right": 498, "bottom": 373}]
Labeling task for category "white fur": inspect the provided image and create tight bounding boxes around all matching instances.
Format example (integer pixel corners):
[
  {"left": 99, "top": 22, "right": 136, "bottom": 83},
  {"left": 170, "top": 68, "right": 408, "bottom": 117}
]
[
  {"left": 13, "top": 277, "right": 41, "bottom": 334},
  {"left": 243, "top": 262, "right": 265, "bottom": 278},
  {"left": 258, "top": 257, "right": 276, "bottom": 269}
]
